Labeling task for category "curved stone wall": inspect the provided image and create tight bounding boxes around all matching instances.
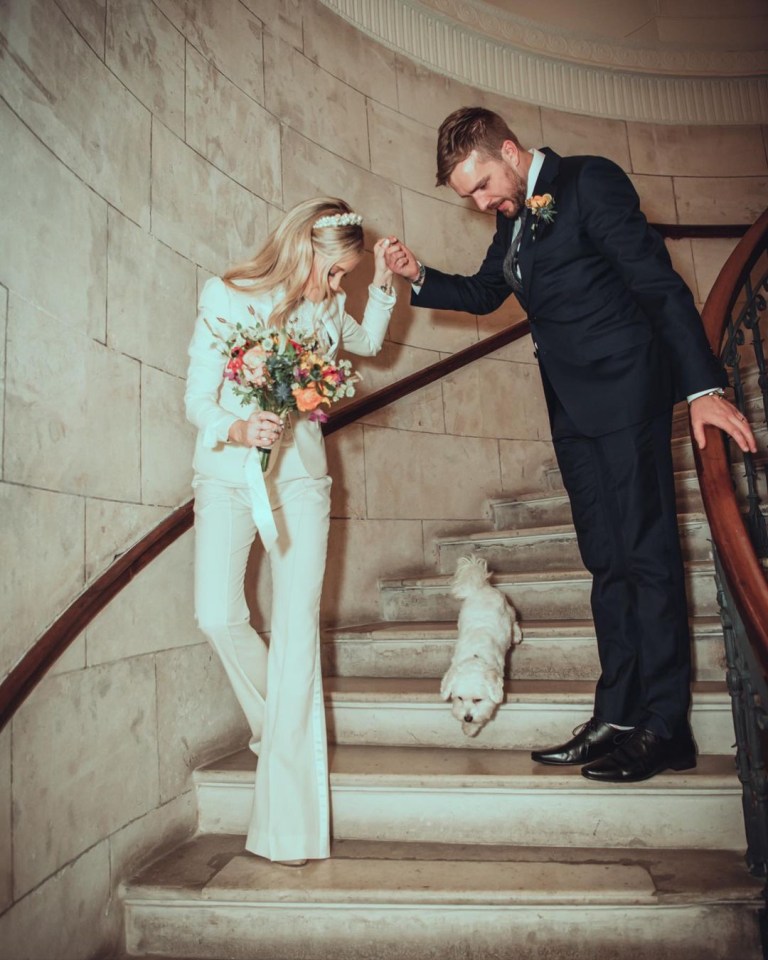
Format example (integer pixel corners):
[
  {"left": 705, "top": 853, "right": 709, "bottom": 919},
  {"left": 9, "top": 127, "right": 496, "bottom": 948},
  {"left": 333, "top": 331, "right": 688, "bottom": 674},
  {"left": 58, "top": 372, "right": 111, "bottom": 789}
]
[{"left": 0, "top": 1, "right": 766, "bottom": 956}]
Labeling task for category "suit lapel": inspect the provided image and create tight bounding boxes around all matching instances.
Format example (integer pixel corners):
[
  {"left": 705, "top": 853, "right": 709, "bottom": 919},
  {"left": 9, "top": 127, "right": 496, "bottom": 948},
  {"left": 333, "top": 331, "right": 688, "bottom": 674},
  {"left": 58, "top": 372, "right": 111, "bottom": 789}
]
[{"left": 517, "top": 148, "right": 561, "bottom": 295}]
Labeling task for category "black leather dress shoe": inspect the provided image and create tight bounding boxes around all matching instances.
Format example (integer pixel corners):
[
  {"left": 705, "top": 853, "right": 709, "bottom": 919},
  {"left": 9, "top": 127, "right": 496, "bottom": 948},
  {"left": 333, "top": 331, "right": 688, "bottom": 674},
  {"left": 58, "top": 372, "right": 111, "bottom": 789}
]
[
  {"left": 531, "top": 717, "right": 632, "bottom": 766},
  {"left": 581, "top": 726, "right": 697, "bottom": 783}
]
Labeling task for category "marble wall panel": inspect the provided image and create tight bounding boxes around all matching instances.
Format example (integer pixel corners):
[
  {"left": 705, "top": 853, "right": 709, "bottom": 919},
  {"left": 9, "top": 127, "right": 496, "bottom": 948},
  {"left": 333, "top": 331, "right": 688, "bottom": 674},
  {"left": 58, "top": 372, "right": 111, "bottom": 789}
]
[
  {"left": 628, "top": 124, "right": 768, "bottom": 178},
  {"left": 303, "top": 0, "right": 398, "bottom": 108},
  {"left": 364, "top": 427, "right": 502, "bottom": 520},
  {"left": 86, "top": 531, "right": 196, "bottom": 666},
  {"left": 0, "top": 841, "right": 112, "bottom": 960},
  {"left": 442, "top": 359, "right": 551, "bottom": 442},
  {"left": 0, "top": 726, "right": 11, "bottom": 914},
  {"left": 151, "top": 122, "right": 269, "bottom": 276},
  {"left": 628, "top": 174, "right": 678, "bottom": 225},
  {"left": 281, "top": 127, "right": 403, "bottom": 242},
  {"left": 0, "top": 484, "right": 84, "bottom": 681},
  {"left": 500, "top": 438, "right": 559, "bottom": 498},
  {"left": 0, "top": 285, "right": 6, "bottom": 474},
  {"left": 12, "top": 657, "right": 159, "bottom": 896},
  {"left": 387, "top": 299, "right": 479, "bottom": 355},
  {"left": 322, "top": 518, "right": 425, "bottom": 624},
  {"left": 106, "top": 0, "right": 185, "bottom": 137},
  {"left": 141, "top": 365, "right": 195, "bottom": 506},
  {"left": 691, "top": 238, "right": 739, "bottom": 304},
  {"left": 0, "top": 103, "right": 107, "bottom": 340},
  {"left": 155, "top": 642, "right": 248, "bottom": 801},
  {"left": 5, "top": 297, "right": 141, "bottom": 500},
  {"left": 476, "top": 298, "right": 530, "bottom": 344},
  {"left": 673, "top": 176, "right": 768, "bottom": 225},
  {"left": 540, "top": 109, "right": 631, "bottom": 170},
  {"left": 325, "top": 424, "right": 367, "bottom": 520},
  {"left": 186, "top": 46, "right": 282, "bottom": 204},
  {"left": 394, "top": 55, "right": 543, "bottom": 146},
  {"left": 107, "top": 209, "right": 197, "bottom": 378},
  {"left": 402, "top": 189, "right": 496, "bottom": 277},
  {"left": 0, "top": 0, "right": 150, "bottom": 225},
  {"left": 241, "top": 0, "right": 303, "bottom": 48},
  {"left": 264, "top": 35, "right": 369, "bottom": 169},
  {"left": 421, "top": 519, "right": 494, "bottom": 569},
  {"left": 85, "top": 499, "right": 169, "bottom": 582},
  {"left": 368, "top": 100, "right": 467, "bottom": 208},
  {"left": 664, "top": 238, "right": 699, "bottom": 301},
  {"left": 57, "top": 0, "right": 106, "bottom": 56},
  {"left": 155, "top": 0, "right": 265, "bottom": 104}
]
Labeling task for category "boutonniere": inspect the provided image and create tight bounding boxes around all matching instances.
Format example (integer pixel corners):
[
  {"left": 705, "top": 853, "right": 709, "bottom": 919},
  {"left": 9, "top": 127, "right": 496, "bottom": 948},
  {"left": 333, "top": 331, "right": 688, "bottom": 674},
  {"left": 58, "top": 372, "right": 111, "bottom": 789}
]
[{"left": 525, "top": 193, "right": 556, "bottom": 238}]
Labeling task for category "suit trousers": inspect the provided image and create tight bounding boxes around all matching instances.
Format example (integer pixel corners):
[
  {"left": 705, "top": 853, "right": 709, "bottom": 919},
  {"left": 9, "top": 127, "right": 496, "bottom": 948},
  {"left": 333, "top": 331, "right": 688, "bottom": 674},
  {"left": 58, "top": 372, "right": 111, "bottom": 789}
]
[
  {"left": 550, "top": 399, "right": 692, "bottom": 739},
  {"left": 192, "top": 442, "right": 332, "bottom": 861}
]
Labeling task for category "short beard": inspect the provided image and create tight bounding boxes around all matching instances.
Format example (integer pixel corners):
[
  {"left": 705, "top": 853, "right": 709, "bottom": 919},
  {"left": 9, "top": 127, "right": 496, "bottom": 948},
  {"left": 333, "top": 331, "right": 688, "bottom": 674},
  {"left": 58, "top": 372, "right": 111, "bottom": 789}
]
[{"left": 499, "top": 179, "right": 527, "bottom": 219}]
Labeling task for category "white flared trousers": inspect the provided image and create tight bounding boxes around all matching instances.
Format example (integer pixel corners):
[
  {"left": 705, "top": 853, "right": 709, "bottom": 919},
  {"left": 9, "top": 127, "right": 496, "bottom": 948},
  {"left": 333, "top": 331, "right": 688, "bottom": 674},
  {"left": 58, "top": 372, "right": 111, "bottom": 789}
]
[{"left": 192, "top": 444, "right": 332, "bottom": 861}]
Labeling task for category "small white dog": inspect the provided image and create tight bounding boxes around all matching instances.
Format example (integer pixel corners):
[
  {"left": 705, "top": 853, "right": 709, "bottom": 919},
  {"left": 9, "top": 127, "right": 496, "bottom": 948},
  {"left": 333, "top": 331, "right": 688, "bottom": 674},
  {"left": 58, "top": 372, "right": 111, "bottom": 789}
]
[{"left": 440, "top": 555, "right": 522, "bottom": 737}]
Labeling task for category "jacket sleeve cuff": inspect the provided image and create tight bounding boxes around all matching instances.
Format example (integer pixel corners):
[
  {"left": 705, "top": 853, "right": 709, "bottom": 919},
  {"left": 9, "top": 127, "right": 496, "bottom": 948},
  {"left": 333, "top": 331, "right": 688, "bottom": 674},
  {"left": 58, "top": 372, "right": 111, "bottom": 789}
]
[{"left": 202, "top": 413, "right": 239, "bottom": 448}]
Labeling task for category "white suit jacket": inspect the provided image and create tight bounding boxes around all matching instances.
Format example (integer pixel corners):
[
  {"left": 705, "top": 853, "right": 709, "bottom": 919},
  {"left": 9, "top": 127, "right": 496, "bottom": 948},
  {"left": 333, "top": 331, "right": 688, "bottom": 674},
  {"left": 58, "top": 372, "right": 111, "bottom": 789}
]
[{"left": 185, "top": 276, "right": 395, "bottom": 483}]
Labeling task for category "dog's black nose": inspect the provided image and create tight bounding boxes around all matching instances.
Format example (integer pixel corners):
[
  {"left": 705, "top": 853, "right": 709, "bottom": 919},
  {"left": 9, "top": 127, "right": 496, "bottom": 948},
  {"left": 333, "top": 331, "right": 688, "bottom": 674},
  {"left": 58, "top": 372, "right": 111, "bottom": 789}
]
[{"left": 464, "top": 714, "right": 473, "bottom": 722}]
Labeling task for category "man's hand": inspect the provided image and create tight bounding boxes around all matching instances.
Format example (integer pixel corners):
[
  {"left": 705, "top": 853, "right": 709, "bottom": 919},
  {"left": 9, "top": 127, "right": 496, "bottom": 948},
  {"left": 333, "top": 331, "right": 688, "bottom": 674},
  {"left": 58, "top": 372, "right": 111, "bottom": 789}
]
[
  {"left": 690, "top": 393, "right": 757, "bottom": 453},
  {"left": 383, "top": 237, "right": 420, "bottom": 282}
]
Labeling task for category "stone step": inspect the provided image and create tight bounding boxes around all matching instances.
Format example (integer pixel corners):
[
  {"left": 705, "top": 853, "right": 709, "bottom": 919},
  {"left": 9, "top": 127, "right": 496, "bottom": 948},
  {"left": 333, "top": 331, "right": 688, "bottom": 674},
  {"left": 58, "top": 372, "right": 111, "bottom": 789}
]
[
  {"left": 324, "top": 678, "right": 734, "bottom": 755},
  {"left": 435, "top": 512, "right": 713, "bottom": 573},
  {"left": 379, "top": 562, "right": 719, "bottom": 622},
  {"left": 322, "top": 617, "right": 727, "bottom": 682},
  {"left": 194, "top": 745, "right": 745, "bottom": 851},
  {"left": 122, "top": 836, "right": 763, "bottom": 960}
]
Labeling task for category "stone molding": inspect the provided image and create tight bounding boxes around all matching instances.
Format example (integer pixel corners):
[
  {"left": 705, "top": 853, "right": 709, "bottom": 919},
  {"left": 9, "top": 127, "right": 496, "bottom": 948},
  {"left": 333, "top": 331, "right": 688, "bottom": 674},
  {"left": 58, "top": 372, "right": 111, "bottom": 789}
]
[{"left": 318, "top": 0, "right": 768, "bottom": 125}]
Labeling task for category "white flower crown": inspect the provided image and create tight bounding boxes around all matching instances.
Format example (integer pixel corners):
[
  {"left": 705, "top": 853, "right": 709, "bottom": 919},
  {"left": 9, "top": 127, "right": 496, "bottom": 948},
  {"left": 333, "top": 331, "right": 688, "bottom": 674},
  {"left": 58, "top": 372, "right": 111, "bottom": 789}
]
[{"left": 313, "top": 212, "right": 363, "bottom": 229}]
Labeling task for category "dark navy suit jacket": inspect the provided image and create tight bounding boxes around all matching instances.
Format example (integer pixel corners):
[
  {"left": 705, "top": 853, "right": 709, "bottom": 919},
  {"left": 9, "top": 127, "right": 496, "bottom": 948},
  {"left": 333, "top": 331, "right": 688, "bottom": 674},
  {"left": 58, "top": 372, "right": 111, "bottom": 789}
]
[{"left": 413, "top": 148, "right": 726, "bottom": 437}]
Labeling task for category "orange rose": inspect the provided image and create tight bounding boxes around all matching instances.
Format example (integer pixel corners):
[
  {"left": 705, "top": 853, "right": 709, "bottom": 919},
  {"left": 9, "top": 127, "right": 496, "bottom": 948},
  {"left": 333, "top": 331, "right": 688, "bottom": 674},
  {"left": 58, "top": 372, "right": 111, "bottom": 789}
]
[{"left": 292, "top": 386, "right": 329, "bottom": 412}]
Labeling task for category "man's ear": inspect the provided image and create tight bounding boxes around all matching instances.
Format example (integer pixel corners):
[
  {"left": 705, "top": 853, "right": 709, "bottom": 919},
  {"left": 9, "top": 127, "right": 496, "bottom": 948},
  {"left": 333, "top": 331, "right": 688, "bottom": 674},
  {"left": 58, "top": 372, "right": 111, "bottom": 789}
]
[{"left": 500, "top": 139, "right": 520, "bottom": 168}]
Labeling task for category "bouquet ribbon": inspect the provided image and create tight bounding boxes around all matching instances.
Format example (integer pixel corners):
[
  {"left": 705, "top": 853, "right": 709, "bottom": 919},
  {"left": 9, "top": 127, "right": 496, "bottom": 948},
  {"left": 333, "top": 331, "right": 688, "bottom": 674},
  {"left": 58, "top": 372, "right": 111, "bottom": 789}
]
[{"left": 243, "top": 448, "right": 279, "bottom": 552}]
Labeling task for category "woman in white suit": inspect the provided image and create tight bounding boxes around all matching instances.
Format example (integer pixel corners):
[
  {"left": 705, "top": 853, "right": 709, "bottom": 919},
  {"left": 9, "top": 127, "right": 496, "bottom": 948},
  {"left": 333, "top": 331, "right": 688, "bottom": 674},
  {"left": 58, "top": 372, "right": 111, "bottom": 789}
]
[{"left": 185, "top": 198, "right": 395, "bottom": 865}]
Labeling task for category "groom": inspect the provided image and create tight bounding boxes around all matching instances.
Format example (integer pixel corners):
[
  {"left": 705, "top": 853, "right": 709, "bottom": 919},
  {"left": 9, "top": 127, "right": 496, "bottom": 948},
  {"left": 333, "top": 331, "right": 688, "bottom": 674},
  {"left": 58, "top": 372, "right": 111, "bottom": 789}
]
[{"left": 385, "top": 107, "right": 756, "bottom": 782}]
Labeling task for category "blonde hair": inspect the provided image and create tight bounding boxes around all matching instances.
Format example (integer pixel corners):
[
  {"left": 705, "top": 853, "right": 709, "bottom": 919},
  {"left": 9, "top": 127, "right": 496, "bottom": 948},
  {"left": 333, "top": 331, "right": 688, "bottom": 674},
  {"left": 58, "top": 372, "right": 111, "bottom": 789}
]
[{"left": 222, "top": 197, "right": 364, "bottom": 328}]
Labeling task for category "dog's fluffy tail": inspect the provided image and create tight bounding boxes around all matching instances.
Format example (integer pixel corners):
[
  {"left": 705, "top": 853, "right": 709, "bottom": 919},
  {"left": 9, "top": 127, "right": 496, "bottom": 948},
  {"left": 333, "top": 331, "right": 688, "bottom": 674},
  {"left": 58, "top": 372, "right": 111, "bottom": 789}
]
[{"left": 451, "top": 555, "right": 491, "bottom": 598}]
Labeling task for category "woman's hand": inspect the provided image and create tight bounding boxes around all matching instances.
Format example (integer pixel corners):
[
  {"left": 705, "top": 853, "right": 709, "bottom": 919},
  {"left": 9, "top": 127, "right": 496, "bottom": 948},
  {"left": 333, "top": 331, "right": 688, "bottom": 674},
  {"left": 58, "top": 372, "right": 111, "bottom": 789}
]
[
  {"left": 228, "top": 411, "right": 284, "bottom": 448},
  {"left": 373, "top": 237, "right": 395, "bottom": 289},
  {"left": 384, "top": 237, "right": 420, "bottom": 282}
]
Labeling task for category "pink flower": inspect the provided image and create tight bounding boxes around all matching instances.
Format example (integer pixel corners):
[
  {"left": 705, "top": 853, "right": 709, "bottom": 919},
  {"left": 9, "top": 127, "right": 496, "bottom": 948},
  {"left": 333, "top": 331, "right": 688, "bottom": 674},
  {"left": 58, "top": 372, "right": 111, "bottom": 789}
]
[{"left": 241, "top": 346, "right": 268, "bottom": 385}]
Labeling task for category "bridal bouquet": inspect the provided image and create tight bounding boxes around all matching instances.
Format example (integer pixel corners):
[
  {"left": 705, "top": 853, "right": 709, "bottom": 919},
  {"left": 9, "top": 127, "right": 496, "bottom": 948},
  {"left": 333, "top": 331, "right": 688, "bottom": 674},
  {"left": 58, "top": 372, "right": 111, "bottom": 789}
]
[{"left": 212, "top": 313, "right": 360, "bottom": 471}]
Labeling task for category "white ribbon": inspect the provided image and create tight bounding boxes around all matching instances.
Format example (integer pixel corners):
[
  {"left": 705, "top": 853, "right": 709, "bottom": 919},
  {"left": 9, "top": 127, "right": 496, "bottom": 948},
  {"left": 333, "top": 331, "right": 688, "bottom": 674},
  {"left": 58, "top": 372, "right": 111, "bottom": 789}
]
[{"left": 243, "top": 448, "right": 279, "bottom": 552}]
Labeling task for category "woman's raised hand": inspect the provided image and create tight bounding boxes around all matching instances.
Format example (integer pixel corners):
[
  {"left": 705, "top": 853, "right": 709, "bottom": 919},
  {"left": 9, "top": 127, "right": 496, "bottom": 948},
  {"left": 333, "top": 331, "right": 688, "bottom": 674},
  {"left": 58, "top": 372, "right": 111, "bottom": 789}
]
[
  {"left": 228, "top": 411, "right": 284, "bottom": 448},
  {"left": 373, "top": 237, "right": 395, "bottom": 289},
  {"left": 383, "top": 237, "right": 420, "bottom": 282}
]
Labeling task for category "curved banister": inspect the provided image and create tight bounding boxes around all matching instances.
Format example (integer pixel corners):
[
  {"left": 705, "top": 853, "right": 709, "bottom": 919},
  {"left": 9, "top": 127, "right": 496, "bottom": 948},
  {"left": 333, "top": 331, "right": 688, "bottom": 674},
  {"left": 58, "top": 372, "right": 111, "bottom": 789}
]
[
  {"left": 0, "top": 317, "right": 530, "bottom": 730},
  {"left": 694, "top": 207, "right": 768, "bottom": 679}
]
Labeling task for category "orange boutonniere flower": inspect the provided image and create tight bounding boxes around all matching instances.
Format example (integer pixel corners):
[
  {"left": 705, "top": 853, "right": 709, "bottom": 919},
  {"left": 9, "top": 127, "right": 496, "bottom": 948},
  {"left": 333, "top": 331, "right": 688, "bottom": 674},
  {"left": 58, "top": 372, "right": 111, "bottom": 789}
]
[{"left": 525, "top": 193, "right": 556, "bottom": 237}]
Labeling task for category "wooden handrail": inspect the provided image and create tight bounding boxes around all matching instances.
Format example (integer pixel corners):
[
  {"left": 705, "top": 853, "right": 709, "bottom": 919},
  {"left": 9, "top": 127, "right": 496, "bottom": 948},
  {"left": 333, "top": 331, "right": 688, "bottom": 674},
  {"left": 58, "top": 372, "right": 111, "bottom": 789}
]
[
  {"left": 694, "top": 207, "right": 768, "bottom": 679},
  {"left": 0, "top": 317, "right": 530, "bottom": 730}
]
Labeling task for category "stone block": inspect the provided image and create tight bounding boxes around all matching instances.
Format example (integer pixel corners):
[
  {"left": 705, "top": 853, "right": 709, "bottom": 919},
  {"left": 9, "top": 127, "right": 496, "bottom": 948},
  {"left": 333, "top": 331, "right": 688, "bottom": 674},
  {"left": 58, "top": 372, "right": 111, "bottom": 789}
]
[
  {"left": 241, "top": 0, "right": 303, "bottom": 48},
  {"left": 628, "top": 174, "right": 678, "bottom": 225},
  {"left": 5, "top": 295, "right": 141, "bottom": 500},
  {"left": 0, "top": 102, "right": 107, "bottom": 340},
  {"left": 442, "top": 358, "right": 551, "bottom": 441},
  {"left": 402, "top": 189, "right": 496, "bottom": 278},
  {"left": 155, "top": 642, "right": 248, "bottom": 802},
  {"left": 264, "top": 34, "right": 369, "bottom": 169},
  {"left": 326, "top": 425, "right": 367, "bottom": 520},
  {"left": 152, "top": 123, "right": 270, "bottom": 276},
  {"left": 0, "top": 285, "right": 6, "bottom": 472},
  {"left": 12, "top": 657, "right": 159, "bottom": 896},
  {"left": 281, "top": 127, "right": 403, "bottom": 242},
  {"left": 363, "top": 427, "right": 501, "bottom": 520},
  {"left": 107, "top": 209, "right": 198, "bottom": 378},
  {"left": 323, "top": 518, "right": 425, "bottom": 624},
  {"left": 664, "top": 238, "right": 699, "bottom": 301},
  {"left": 673, "top": 176, "right": 768, "bottom": 225},
  {"left": 0, "top": 841, "right": 113, "bottom": 960},
  {"left": 0, "top": 726, "right": 10, "bottom": 913},
  {"left": 85, "top": 529, "right": 197, "bottom": 666},
  {"left": 141, "top": 365, "right": 196, "bottom": 506},
  {"left": 0, "top": 484, "right": 84, "bottom": 681},
  {"left": 186, "top": 46, "right": 282, "bottom": 204},
  {"left": 500, "top": 438, "right": 559, "bottom": 498},
  {"left": 303, "top": 1, "right": 398, "bottom": 108},
  {"left": 109, "top": 790, "right": 196, "bottom": 887},
  {"left": 0, "top": 0, "right": 150, "bottom": 225},
  {"left": 628, "top": 123, "right": 768, "bottom": 177},
  {"left": 541, "top": 109, "right": 631, "bottom": 170},
  {"left": 691, "top": 238, "right": 740, "bottom": 303},
  {"left": 155, "top": 0, "right": 265, "bottom": 104},
  {"left": 106, "top": 0, "right": 185, "bottom": 136},
  {"left": 394, "top": 55, "right": 543, "bottom": 146},
  {"left": 85, "top": 499, "right": 169, "bottom": 582},
  {"left": 57, "top": 0, "right": 106, "bottom": 56}
]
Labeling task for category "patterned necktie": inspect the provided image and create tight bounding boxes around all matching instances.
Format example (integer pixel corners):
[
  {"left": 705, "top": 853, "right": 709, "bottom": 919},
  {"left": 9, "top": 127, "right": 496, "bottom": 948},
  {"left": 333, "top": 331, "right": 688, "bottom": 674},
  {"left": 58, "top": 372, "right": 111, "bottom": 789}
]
[{"left": 503, "top": 206, "right": 529, "bottom": 294}]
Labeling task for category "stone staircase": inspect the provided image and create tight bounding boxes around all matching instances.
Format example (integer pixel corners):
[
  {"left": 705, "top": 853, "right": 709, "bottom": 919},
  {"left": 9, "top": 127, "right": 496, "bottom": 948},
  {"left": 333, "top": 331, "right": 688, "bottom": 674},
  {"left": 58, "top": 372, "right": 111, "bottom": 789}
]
[{"left": 120, "top": 408, "right": 765, "bottom": 960}]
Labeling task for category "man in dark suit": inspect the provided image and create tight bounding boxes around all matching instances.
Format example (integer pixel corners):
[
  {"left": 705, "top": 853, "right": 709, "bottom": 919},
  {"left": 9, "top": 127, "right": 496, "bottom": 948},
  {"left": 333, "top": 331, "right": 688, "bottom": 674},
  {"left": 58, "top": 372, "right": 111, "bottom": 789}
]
[{"left": 384, "top": 107, "right": 756, "bottom": 782}]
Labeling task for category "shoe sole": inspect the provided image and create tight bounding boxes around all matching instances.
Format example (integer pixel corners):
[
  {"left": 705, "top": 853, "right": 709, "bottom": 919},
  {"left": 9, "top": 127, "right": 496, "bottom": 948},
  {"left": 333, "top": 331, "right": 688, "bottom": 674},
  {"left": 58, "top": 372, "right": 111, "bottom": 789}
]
[{"left": 581, "top": 755, "right": 698, "bottom": 783}]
